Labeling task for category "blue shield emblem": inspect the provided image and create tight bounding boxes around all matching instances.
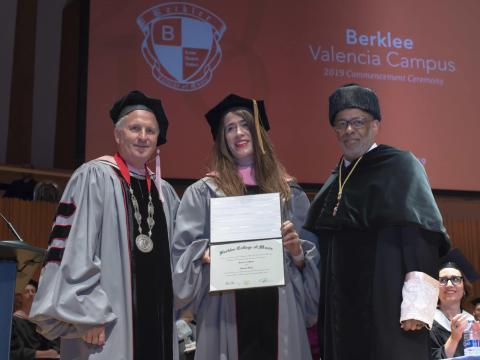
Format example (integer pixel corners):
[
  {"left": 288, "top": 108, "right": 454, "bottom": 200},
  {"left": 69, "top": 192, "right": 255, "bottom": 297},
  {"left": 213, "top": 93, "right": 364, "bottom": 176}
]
[{"left": 137, "top": 3, "right": 226, "bottom": 92}]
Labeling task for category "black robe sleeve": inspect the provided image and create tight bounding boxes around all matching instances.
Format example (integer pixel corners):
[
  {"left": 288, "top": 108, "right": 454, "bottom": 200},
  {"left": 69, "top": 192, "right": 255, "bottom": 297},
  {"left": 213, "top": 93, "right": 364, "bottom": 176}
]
[
  {"left": 10, "top": 317, "right": 60, "bottom": 360},
  {"left": 401, "top": 227, "right": 441, "bottom": 278},
  {"left": 10, "top": 317, "right": 38, "bottom": 360},
  {"left": 430, "top": 321, "right": 449, "bottom": 359},
  {"left": 429, "top": 320, "right": 464, "bottom": 359}
]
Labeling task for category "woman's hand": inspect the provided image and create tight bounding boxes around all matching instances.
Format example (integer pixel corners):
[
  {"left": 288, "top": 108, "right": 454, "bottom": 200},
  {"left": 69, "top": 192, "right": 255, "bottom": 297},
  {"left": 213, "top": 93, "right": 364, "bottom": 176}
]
[
  {"left": 450, "top": 313, "right": 470, "bottom": 342},
  {"left": 202, "top": 248, "right": 211, "bottom": 264},
  {"left": 35, "top": 348, "right": 60, "bottom": 358},
  {"left": 441, "top": 313, "right": 470, "bottom": 357}
]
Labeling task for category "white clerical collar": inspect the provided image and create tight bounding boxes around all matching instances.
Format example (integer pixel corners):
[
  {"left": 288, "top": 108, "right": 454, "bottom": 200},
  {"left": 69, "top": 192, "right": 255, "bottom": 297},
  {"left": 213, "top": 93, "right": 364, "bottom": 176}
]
[{"left": 343, "top": 143, "right": 377, "bottom": 167}]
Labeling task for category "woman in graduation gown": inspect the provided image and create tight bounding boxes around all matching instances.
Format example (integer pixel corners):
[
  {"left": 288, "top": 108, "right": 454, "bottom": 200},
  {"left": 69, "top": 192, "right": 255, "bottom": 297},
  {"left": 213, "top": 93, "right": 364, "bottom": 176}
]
[
  {"left": 172, "top": 94, "right": 320, "bottom": 360},
  {"left": 430, "top": 253, "right": 476, "bottom": 359}
]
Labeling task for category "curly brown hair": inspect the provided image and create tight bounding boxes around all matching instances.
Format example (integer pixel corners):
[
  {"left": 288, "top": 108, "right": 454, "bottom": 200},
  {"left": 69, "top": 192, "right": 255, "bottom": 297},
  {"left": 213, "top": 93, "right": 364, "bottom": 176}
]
[{"left": 209, "top": 108, "right": 292, "bottom": 201}]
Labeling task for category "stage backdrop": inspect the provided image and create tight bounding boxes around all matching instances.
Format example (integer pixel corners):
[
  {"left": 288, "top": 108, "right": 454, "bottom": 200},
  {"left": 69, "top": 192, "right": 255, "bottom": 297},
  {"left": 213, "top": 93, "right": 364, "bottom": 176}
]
[{"left": 85, "top": 0, "right": 479, "bottom": 191}]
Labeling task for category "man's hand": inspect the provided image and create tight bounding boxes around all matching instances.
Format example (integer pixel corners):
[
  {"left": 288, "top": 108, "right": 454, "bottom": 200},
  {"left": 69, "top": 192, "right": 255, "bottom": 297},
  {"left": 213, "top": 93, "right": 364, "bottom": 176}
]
[
  {"left": 281, "top": 221, "right": 305, "bottom": 268},
  {"left": 82, "top": 325, "right": 106, "bottom": 346},
  {"left": 281, "top": 221, "right": 302, "bottom": 256},
  {"left": 400, "top": 319, "right": 425, "bottom": 331}
]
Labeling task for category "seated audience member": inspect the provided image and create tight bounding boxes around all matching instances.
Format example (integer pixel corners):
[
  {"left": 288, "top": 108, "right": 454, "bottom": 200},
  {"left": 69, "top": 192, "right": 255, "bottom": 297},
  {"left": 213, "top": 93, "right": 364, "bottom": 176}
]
[
  {"left": 472, "top": 298, "right": 480, "bottom": 322},
  {"left": 2, "top": 171, "right": 36, "bottom": 200},
  {"left": 10, "top": 280, "right": 60, "bottom": 359},
  {"left": 430, "top": 249, "right": 479, "bottom": 359},
  {"left": 13, "top": 293, "right": 23, "bottom": 313},
  {"left": 33, "top": 181, "right": 60, "bottom": 203}
]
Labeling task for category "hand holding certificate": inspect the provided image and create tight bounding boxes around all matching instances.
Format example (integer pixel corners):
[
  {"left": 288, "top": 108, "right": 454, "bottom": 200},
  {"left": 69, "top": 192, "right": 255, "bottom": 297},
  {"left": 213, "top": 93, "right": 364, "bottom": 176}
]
[{"left": 209, "top": 193, "right": 285, "bottom": 291}]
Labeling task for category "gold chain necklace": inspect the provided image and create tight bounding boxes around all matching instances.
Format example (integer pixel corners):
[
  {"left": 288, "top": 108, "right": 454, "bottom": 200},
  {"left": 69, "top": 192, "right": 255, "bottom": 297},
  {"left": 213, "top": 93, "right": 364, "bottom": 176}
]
[{"left": 333, "top": 156, "right": 363, "bottom": 216}]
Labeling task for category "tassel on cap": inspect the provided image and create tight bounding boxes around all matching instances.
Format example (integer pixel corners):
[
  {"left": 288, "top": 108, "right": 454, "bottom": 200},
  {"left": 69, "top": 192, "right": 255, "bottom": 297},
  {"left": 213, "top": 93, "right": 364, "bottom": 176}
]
[{"left": 252, "top": 99, "right": 266, "bottom": 154}]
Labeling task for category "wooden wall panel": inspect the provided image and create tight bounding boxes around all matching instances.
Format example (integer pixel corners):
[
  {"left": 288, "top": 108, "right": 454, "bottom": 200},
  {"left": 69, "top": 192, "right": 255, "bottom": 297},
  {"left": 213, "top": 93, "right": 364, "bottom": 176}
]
[
  {"left": 0, "top": 198, "right": 55, "bottom": 249},
  {"left": 444, "top": 218, "right": 480, "bottom": 304},
  {"left": 7, "top": 0, "right": 37, "bottom": 165}
]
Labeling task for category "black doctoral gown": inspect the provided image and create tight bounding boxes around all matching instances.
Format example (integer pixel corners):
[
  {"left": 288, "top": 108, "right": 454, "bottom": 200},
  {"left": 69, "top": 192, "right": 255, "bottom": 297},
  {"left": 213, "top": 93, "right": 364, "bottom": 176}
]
[
  {"left": 119, "top": 171, "right": 174, "bottom": 360},
  {"left": 235, "top": 185, "right": 278, "bottom": 360},
  {"left": 305, "top": 145, "right": 450, "bottom": 360},
  {"left": 429, "top": 309, "right": 472, "bottom": 359},
  {"left": 10, "top": 316, "right": 60, "bottom": 360}
]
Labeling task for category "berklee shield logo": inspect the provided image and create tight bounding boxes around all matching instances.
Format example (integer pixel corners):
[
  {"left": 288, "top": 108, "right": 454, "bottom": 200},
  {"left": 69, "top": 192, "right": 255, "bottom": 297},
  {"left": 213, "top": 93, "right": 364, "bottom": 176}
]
[{"left": 137, "top": 3, "right": 226, "bottom": 92}]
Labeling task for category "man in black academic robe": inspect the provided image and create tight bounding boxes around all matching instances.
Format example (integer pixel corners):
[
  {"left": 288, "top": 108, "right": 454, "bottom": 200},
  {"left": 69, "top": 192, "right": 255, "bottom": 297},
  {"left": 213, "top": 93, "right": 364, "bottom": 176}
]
[{"left": 305, "top": 84, "right": 450, "bottom": 360}]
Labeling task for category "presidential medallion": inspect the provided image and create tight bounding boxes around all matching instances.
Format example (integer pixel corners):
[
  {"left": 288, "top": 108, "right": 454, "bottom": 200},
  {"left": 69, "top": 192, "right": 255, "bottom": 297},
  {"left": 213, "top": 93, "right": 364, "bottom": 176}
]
[{"left": 136, "top": 234, "right": 153, "bottom": 253}]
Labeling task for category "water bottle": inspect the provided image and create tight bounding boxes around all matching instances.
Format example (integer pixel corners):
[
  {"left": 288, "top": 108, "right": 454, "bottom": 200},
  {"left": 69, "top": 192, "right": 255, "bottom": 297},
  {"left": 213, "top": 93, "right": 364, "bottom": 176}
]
[
  {"left": 463, "top": 319, "right": 480, "bottom": 356},
  {"left": 176, "top": 319, "right": 197, "bottom": 354}
]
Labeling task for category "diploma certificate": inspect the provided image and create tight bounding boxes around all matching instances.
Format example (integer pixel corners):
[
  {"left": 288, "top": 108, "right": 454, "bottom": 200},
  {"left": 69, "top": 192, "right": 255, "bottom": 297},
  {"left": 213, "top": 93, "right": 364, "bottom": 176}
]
[
  {"left": 210, "top": 239, "right": 284, "bottom": 291},
  {"left": 209, "top": 193, "right": 284, "bottom": 291}
]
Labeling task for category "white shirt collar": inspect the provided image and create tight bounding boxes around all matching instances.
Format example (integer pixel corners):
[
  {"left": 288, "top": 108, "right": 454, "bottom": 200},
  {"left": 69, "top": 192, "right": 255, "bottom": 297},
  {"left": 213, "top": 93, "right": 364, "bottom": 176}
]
[{"left": 343, "top": 143, "right": 377, "bottom": 167}]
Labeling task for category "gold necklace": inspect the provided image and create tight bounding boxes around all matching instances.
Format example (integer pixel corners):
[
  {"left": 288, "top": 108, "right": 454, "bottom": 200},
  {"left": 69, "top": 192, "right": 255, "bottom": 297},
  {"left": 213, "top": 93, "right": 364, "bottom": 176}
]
[{"left": 333, "top": 156, "right": 363, "bottom": 216}]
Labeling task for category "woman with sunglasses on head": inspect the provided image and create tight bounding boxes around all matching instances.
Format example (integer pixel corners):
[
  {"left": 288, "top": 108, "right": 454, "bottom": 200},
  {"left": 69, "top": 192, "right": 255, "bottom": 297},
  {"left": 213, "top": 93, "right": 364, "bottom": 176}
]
[
  {"left": 171, "top": 94, "right": 320, "bottom": 360},
  {"left": 430, "top": 251, "right": 476, "bottom": 359}
]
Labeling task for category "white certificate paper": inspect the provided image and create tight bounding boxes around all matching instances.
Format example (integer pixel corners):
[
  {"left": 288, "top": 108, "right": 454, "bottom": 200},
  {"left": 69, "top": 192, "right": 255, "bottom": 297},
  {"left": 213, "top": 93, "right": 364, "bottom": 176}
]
[
  {"left": 209, "top": 193, "right": 285, "bottom": 291},
  {"left": 210, "top": 193, "right": 282, "bottom": 244},
  {"left": 210, "top": 239, "right": 285, "bottom": 291}
]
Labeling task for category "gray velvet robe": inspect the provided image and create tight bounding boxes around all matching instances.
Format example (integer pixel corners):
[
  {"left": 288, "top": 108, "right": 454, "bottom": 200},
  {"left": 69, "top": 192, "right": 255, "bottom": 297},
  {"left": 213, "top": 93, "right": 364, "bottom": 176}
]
[
  {"left": 29, "top": 159, "right": 180, "bottom": 360},
  {"left": 172, "top": 177, "right": 320, "bottom": 360}
]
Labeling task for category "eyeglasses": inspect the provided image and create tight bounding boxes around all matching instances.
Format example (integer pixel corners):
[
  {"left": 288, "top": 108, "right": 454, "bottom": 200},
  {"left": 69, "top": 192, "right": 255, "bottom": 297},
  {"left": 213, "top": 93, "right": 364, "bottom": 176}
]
[
  {"left": 333, "top": 117, "right": 370, "bottom": 131},
  {"left": 439, "top": 276, "right": 463, "bottom": 286}
]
